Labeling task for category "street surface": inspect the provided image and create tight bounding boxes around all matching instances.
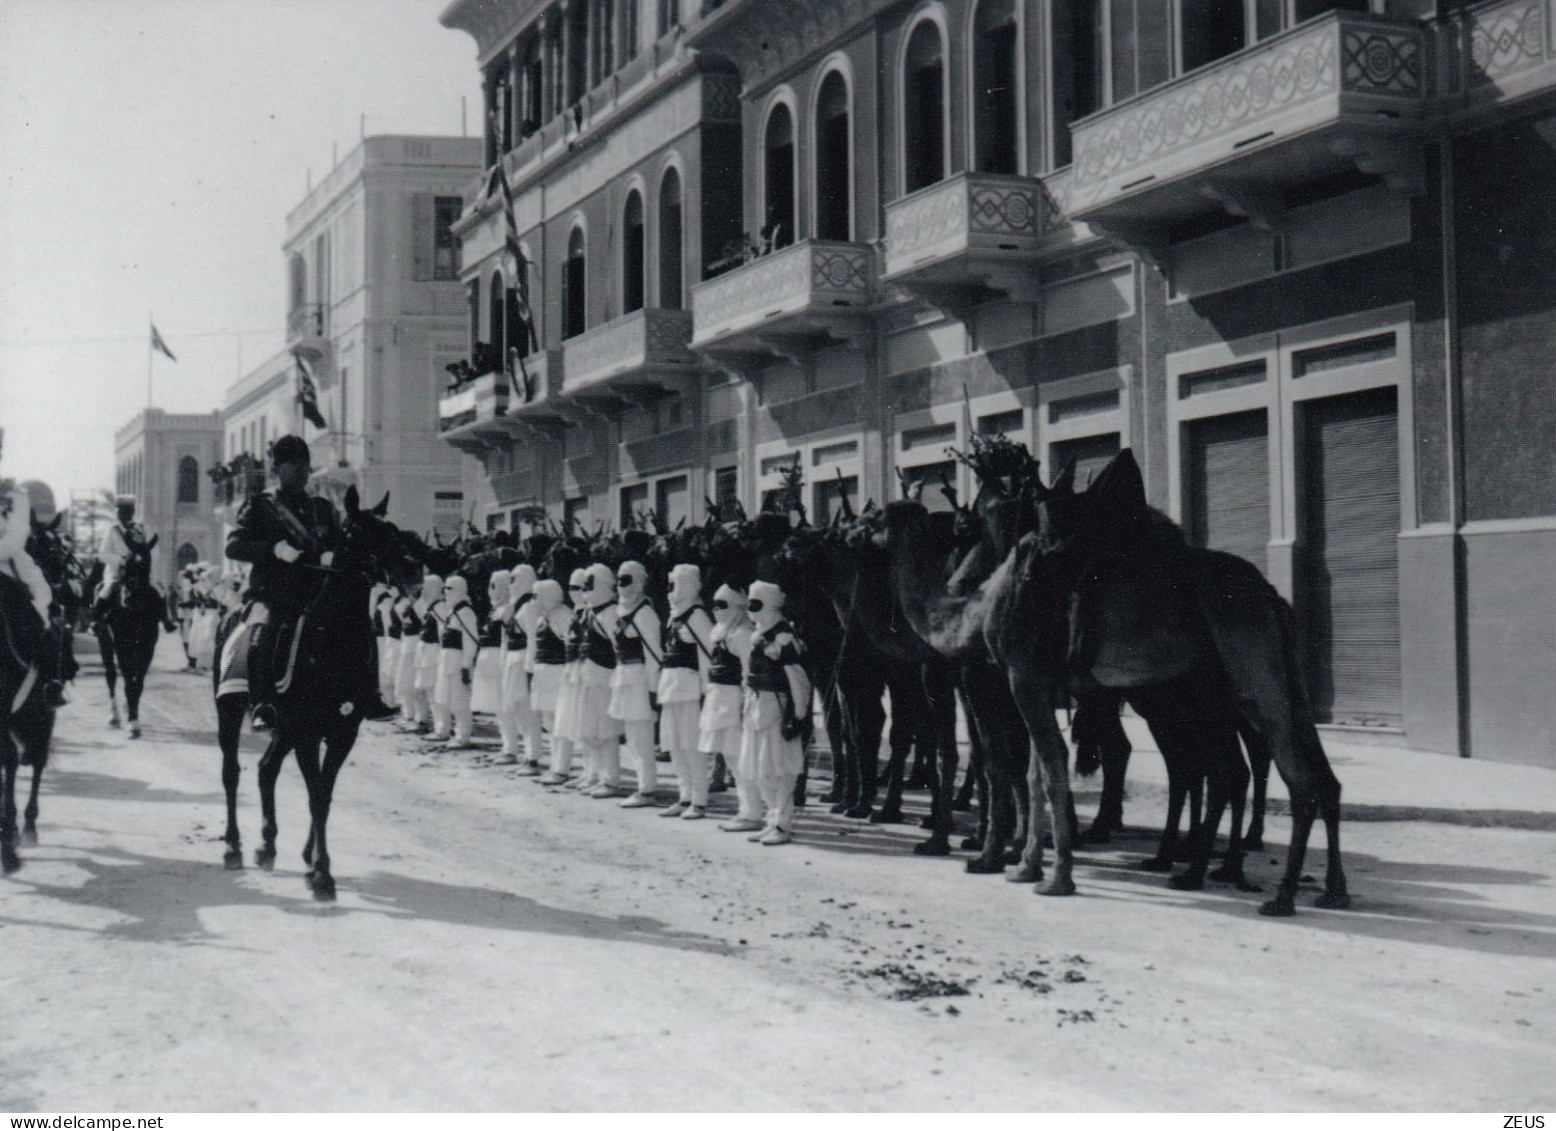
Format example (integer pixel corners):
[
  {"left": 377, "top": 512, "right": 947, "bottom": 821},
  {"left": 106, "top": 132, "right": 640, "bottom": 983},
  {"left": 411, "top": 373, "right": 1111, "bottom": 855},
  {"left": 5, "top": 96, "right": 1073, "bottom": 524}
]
[{"left": 1, "top": 637, "right": 1551, "bottom": 1112}]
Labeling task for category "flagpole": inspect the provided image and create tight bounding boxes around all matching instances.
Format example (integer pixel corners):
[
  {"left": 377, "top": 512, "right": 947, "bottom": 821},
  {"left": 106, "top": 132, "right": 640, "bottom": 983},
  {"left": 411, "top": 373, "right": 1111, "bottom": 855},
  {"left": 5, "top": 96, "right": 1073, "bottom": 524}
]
[{"left": 147, "top": 313, "right": 155, "bottom": 409}]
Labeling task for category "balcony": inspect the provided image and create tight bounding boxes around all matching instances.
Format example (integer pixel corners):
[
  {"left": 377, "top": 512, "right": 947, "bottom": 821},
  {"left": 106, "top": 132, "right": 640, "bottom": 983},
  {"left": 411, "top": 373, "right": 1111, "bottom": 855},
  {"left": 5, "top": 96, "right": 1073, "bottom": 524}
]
[
  {"left": 690, "top": 240, "right": 876, "bottom": 362},
  {"left": 1066, "top": 12, "right": 1430, "bottom": 242},
  {"left": 286, "top": 302, "right": 330, "bottom": 362},
  {"left": 437, "top": 370, "right": 512, "bottom": 455},
  {"left": 884, "top": 172, "right": 1064, "bottom": 316},
  {"left": 1442, "top": 0, "right": 1556, "bottom": 118},
  {"left": 561, "top": 308, "right": 702, "bottom": 404}
]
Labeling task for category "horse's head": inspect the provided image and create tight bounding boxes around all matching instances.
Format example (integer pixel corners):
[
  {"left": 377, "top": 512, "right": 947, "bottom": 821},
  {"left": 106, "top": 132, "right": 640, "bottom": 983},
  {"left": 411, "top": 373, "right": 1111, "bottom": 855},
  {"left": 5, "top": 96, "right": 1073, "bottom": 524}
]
[{"left": 340, "top": 488, "right": 418, "bottom": 587}]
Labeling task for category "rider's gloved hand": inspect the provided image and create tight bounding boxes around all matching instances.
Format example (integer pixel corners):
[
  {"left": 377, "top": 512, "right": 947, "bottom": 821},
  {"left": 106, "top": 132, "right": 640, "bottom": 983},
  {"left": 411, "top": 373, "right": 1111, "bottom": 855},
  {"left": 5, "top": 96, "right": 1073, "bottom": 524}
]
[{"left": 273, "top": 541, "right": 302, "bottom": 563}]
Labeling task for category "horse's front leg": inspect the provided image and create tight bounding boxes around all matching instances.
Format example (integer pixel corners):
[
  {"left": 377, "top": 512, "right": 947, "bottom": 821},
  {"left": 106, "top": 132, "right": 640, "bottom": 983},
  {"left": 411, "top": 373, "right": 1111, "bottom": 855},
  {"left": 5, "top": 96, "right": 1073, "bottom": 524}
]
[
  {"left": 0, "top": 735, "right": 21, "bottom": 873},
  {"left": 217, "top": 696, "right": 245, "bottom": 869},
  {"left": 254, "top": 731, "right": 290, "bottom": 869},
  {"left": 302, "top": 724, "right": 356, "bottom": 902},
  {"left": 21, "top": 758, "right": 43, "bottom": 846}
]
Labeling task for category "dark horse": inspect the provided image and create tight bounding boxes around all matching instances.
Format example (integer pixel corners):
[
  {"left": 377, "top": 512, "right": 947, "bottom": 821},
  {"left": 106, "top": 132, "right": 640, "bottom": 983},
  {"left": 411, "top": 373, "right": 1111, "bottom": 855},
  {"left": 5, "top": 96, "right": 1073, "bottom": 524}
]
[
  {"left": 94, "top": 538, "right": 175, "bottom": 739},
  {"left": 213, "top": 487, "right": 411, "bottom": 898},
  {"left": 0, "top": 574, "right": 58, "bottom": 872}
]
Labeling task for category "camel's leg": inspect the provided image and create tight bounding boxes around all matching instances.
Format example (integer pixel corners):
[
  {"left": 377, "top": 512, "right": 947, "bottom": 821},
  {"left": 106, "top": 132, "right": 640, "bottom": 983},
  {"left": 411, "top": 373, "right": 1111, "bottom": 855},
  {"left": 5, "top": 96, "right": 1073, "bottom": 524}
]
[
  {"left": 1307, "top": 727, "right": 1350, "bottom": 909},
  {"left": 963, "top": 670, "right": 1020, "bottom": 874},
  {"left": 1007, "top": 677, "right": 1075, "bottom": 895},
  {"left": 1208, "top": 736, "right": 1258, "bottom": 891},
  {"left": 1169, "top": 701, "right": 1243, "bottom": 891},
  {"left": 914, "top": 671, "right": 962, "bottom": 856},
  {"left": 828, "top": 692, "right": 857, "bottom": 814},
  {"left": 254, "top": 731, "right": 290, "bottom": 870},
  {"left": 872, "top": 671, "right": 916, "bottom": 823},
  {"left": 1241, "top": 724, "right": 1271, "bottom": 851},
  {"left": 845, "top": 677, "right": 885, "bottom": 820},
  {"left": 217, "top": 696, "right": 246, "bottom": 870}
]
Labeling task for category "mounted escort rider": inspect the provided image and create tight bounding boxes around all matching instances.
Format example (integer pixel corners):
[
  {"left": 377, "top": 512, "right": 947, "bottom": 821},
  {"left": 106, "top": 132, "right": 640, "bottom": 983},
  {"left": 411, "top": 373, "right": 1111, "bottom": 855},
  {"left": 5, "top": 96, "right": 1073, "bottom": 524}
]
[
  {"left": 93, "top": 494, "right": 150, "bottom": 623},
  {"left": 0, "top": 472, "right": 67, "bottom": 708},
  {"left": 224, "top": 435, "right": 396, "bottom": 732}
]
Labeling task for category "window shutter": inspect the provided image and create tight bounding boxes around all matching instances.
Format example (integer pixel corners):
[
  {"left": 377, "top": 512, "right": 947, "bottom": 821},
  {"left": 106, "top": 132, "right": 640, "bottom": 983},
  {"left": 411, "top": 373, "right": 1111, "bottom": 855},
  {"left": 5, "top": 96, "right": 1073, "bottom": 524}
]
[{"left": 412, "top": 194, "right": 435, "bottom": 280}]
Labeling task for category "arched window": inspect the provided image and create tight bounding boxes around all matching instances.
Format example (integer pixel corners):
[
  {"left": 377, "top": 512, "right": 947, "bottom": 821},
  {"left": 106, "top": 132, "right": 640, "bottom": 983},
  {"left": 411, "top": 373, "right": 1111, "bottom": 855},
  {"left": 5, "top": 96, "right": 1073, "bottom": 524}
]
[
  {"left": 972, "top": 0, "right": 1019, "bottom": 174},
  {"left": 815, "top": 71, "right": 851, "bottom": 241},
  {"left": 563, "top": 226, "right": 587, "bottom": 339},
  {"left": 763, "top": 103, "right": 796, "bottom": 251},
  {"left": 488, "top": 270, "right": 506, "bottom": 368},
  {"left": 467, "top": 277, "right": 481, "bottom": 355},
  {"left": 903, "top": 20, "right": 947, "bottom": 193},
  {"left": 658, "top": 167, "right": 683, "bottom": 310},
  {"left": 288, "top": 254, "right": 307, "bottom": 312},
  {"left": 177, "top": 456, "right": 199, "bottom": 503},
  {"left": 623, "top": 190, "right": 646, "bottom": 314},
  {"left": 176, "top": 542, "right": 199, "bottom": 571}
]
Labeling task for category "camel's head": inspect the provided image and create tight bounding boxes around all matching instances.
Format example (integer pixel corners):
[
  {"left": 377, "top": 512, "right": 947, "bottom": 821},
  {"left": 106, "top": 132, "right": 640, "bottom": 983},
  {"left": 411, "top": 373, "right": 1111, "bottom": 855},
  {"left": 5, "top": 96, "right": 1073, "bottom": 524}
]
[{"left": 1036, "top": 449, "right": 1141, "bottom": 555}]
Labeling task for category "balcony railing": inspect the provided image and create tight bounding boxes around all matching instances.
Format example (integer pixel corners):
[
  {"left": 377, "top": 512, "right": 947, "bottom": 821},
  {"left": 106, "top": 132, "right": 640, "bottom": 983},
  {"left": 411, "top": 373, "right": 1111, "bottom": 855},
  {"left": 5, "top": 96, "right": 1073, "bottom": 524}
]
[
  {"left": 561, "top": 308, "right": 697, "bottom": 394},
  {"left": 1443, "top": 0, "right": 1556, "bottom": 111},
  {"left": 1067, "top": 12, "right": 1429, "bottom": 224},
  {"left": 438, "top": 370, "right": 513, "bottom": 453},
  {"left": 691, "top": 239, "right": 875, "bottom": 350}
]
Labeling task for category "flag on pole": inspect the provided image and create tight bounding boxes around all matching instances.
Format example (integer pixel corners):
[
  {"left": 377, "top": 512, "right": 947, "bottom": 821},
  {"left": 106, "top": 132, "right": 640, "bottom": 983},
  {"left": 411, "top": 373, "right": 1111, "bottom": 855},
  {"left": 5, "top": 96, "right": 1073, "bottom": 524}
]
[
  {"left": 492, "top": 161, "right": 536, "bottom": 401},
  {"left": 150, "top": 323, "right": 178, "bottom": 362},
  {"left": 293, "top": 351, "right": 327, "bottom": 430}
]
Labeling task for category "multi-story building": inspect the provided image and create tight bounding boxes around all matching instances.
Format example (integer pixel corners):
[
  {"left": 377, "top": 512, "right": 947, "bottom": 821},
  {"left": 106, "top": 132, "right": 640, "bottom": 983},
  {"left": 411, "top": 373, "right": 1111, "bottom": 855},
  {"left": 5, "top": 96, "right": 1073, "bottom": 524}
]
[
  {"left": 112, "top": 409, "right": 224, "bottom": 583},
  {"left": 439, "top": 0, "right": 1556, "bottom": 770},
  {"left": 214, "top": 350, "right": 296, "bottom": 563},
  {"left": 281, "top": 134, "right": 485, "bottom": 537}
]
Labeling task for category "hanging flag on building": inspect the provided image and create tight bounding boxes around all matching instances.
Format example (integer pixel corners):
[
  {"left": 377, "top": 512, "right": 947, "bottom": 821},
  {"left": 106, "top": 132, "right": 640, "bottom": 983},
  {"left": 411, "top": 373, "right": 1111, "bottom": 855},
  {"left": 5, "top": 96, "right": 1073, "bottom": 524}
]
[
  {"left": 294, "top": 351, "right": 327, "bottom": 430},
  {"left": 492, "top": 160, "right": 536, "bottom": 402},
  {"left": 150, "top": 322, "right": 178, "bottom": 362}
]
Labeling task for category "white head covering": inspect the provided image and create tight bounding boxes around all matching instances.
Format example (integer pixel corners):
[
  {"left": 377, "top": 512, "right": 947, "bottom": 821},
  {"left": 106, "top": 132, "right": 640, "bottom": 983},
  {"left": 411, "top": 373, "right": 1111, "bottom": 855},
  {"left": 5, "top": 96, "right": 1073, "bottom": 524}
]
[
  {"left": 421, "top": 574, "right": 444, "bottom": 600},
  {"left": 747, "top": 580, "right": 785, "bottom": 631},
  {"left": 668, "top": 563, "right": 701, "bottom": 612},
  {"left": 567, "top": 567, "right": 589, "bottom": 605},
  {"left": 443, "top": 575, "right": 469, "bottom": 603},
  {"left": 489, "top": 569, "right": 512, "bottom": 608},
  {"left": 534, "top": 578, "right": 564, "bottom": 611},
  {"left": 510, "top": 563, "right": 537, "bottom": 597},
  {"left": 616, "top": 560, "right": 648, "bottom": 604},
  {"left": 584, "top": 562, "right": 616, "bottom": 609},
  {"left": 711, "top": 582, "right": 747, "bottom": 629}
]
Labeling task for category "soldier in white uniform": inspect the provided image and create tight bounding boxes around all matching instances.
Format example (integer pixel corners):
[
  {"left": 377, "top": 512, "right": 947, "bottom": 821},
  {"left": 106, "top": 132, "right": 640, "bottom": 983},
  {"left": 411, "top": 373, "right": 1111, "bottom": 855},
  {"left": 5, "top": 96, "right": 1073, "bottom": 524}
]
[
  {"left": 547, "top": 567, "right": 591, "bottom": 788},
  {"left": 739, "top": 580, "right": 812, "bottom": 846},
  {"left": 415, "top": 575, "right": 448, "bottom": 737},
  {"left": 573, "top": 563, "right": 624, "bottom": 799},
  {"left": 493, "top": 564, "right": 544, "bottom": 771},
  {"left": 530, "top": 578, "right": 572, "bottom": 783},
  {"left": 705, "top": 584, "right": 760, "bottom": 833},
  {"left": 610, "top": 560, "right": 662, "bottom": 808},
  {"left": 433, "top": 574, "right": 480, "bottom": 748},
  {"left": 658, "top": 564, "right": 715, "bottom": 819},
  {"left": 393, "top": 588, "right": 422, "bottom": 726},
  {"left": 370, "top": 583, "right": 399, "bottom": 710}
]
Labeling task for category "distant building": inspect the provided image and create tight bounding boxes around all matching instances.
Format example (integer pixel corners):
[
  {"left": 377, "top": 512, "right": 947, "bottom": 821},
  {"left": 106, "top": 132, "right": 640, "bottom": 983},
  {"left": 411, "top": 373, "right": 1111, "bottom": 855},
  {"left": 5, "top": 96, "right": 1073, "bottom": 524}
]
[
  {"left": 19, "top": 480, "right": 56, "bottom": 523},
  {"left": 215, "top": 351, "right": 296, "bottom": 568},
  {"left": 276, "top": 133, "right": 486, "bottom": 538},
  {"left": 112, "top": 409, "right": 224, "bottom": 583}
]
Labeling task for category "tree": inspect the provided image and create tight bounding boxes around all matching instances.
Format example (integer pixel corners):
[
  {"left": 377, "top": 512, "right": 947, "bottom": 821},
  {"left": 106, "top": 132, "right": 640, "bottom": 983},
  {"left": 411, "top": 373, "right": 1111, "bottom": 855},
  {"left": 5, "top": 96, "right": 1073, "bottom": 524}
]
[{"left": 68, "top": 489, "right": 117, "bottom": 558}]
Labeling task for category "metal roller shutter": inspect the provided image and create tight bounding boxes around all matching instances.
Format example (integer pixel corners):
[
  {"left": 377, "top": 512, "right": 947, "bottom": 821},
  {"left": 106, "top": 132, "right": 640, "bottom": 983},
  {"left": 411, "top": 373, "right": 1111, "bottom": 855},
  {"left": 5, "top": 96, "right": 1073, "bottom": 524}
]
[
  {"left": 1051, "top": 432, "right": 1121, "bottom": 491},
  {"left": 1300, "top": 388, "right": 1401, "bottom": 726},
  {"left": 1186, "top": 409, "right": 1270, "bottom": 574}
]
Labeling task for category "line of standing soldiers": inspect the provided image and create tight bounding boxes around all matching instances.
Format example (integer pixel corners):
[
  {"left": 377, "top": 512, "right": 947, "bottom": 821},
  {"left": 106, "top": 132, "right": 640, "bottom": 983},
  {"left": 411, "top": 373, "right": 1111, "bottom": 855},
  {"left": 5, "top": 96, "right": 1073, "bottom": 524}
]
[{"left": 372, "top": 563, "right": 813, "bottom": 846}]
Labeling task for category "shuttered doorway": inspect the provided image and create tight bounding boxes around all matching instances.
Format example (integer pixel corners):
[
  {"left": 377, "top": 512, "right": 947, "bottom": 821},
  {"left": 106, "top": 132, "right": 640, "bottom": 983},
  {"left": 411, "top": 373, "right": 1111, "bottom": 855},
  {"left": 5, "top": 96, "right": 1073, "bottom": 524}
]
[
  {"left": 1051, "top": 432, "right": 1121, "bottom": 491},
  {"left": 1185, "top": 409, "right": 1270, "bottom": 575},
  {"left": 1299, "top": 387, "right": 1401, "bottom": 726}
]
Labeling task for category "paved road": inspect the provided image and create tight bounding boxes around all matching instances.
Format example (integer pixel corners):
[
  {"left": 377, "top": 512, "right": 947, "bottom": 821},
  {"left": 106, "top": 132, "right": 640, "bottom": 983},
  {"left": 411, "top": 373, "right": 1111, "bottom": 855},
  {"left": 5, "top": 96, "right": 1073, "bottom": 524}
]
[{"left": 1, "top": 639, "right": 1551, "bottom": 1111}]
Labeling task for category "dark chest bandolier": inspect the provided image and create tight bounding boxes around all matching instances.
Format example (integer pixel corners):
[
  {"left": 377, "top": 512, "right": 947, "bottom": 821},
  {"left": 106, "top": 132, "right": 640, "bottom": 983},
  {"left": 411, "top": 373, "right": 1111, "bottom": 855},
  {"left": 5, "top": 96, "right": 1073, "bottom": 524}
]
[
  {"left": 374, "top": 598, "right": 389, "bottom": 638},
  {"left": 708, "top": 636, "right": 743, "bottom": 687},
  {"left": 745, "top": 621, "right": 800, "bottom": 694},
  {"left": 534, "top": 616, "right": 566, "bottom": 665},
  {"left": 441, "top": 601, "right": 471, "bottom": 649},
  {"left": 582, "top": 608, "right": 617, "bottom": 669},
  {"left": 613, "top": 602, "right": 649, "bottom": 666},
  {"left": 662, "top": 607, "right": 702, "bottom": 671},
  {"left": 420, "top": 604, "right": 442, "bottom": 645},
  {"left": 480, "top": 617, "right": 502, "bottom": 648},
  {"left": 505, "top": 594, "right": 532, "bottom": 650},
  {"left": 401, "top": 605, "right": 421, "bottom": 638},
  {"left": 564, "top": 611, "right": 587, "bottom": 664}
]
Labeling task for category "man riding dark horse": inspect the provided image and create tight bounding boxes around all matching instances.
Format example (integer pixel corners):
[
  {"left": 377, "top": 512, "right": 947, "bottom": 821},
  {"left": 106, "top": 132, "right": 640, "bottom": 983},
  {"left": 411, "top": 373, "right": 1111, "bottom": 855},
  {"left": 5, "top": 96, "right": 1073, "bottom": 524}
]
[
  {"left": 93, "top": 494, "right": 150, "bottom": 624},
  {"left": 0, "top": 480, "right": 66, "bottom": 708},
  {"left": 225, "top": 435, "right": 395, "bottom": 732}
]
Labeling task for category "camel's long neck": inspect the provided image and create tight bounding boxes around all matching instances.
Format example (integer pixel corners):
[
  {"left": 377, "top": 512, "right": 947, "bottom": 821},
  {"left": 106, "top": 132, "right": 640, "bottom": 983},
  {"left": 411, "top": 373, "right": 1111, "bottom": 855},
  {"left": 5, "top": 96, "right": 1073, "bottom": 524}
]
[{"left": 888, "top": 521, "right": 985, "bottom": 660}]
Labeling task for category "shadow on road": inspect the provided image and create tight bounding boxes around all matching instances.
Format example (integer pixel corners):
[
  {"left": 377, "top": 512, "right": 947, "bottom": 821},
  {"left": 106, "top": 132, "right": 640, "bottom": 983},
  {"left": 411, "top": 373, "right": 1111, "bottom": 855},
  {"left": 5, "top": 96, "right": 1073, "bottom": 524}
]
[{"left": 0, "top": 844, "right": 732, "bottom": 958}]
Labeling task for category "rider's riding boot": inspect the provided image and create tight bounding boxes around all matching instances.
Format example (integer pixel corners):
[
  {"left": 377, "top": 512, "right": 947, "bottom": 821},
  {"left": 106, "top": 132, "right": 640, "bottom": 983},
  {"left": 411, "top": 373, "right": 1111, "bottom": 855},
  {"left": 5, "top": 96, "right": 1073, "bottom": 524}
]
[{"left": 248, "top": 623, "right": 278, "bottom": 732}]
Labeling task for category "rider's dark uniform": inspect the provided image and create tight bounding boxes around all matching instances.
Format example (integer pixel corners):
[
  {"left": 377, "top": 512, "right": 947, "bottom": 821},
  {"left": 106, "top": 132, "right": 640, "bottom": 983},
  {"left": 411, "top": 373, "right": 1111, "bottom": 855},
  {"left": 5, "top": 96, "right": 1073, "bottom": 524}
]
[{"left": 225, "top": 485, "right": 340, "bottom": 723}]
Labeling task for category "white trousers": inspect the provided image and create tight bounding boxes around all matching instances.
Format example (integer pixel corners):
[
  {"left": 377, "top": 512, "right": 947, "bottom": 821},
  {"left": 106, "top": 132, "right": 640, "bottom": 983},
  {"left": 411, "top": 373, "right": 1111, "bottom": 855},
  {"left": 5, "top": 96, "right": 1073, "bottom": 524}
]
[
  {"left": 668, "top": 748, "right": 711, "bottom": 807},
  {"left": 759, "top": 774, "right": 798, "bottom": 833},
  {"left": 622, "top": 720, "right": 657, "bottom": 794}
]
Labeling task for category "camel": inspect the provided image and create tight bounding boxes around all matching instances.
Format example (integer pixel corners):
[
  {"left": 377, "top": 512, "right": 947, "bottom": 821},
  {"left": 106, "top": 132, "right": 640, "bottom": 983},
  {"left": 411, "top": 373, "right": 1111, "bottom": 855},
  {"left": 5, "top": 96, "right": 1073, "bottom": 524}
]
[{"left": 993, "top": 450, "right": 1347, "bottom": 915}]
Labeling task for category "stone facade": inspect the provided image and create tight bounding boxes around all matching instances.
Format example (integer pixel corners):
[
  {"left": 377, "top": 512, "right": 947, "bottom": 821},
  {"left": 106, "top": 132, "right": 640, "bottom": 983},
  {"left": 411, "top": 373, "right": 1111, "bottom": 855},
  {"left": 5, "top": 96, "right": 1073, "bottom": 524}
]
[
  {"left": 438, "top": 0, "right": 1556, "bottom": 768},
  {"left": 112, "top": 410, "right": 224, "bottom": 584}
]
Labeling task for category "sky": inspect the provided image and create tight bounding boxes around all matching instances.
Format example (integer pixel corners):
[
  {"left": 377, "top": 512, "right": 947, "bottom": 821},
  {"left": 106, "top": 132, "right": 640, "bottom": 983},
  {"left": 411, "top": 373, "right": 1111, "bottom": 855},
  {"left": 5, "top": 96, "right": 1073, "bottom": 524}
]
[{"left": 0, "top": 0, "right": 482, "bottom": 502}]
